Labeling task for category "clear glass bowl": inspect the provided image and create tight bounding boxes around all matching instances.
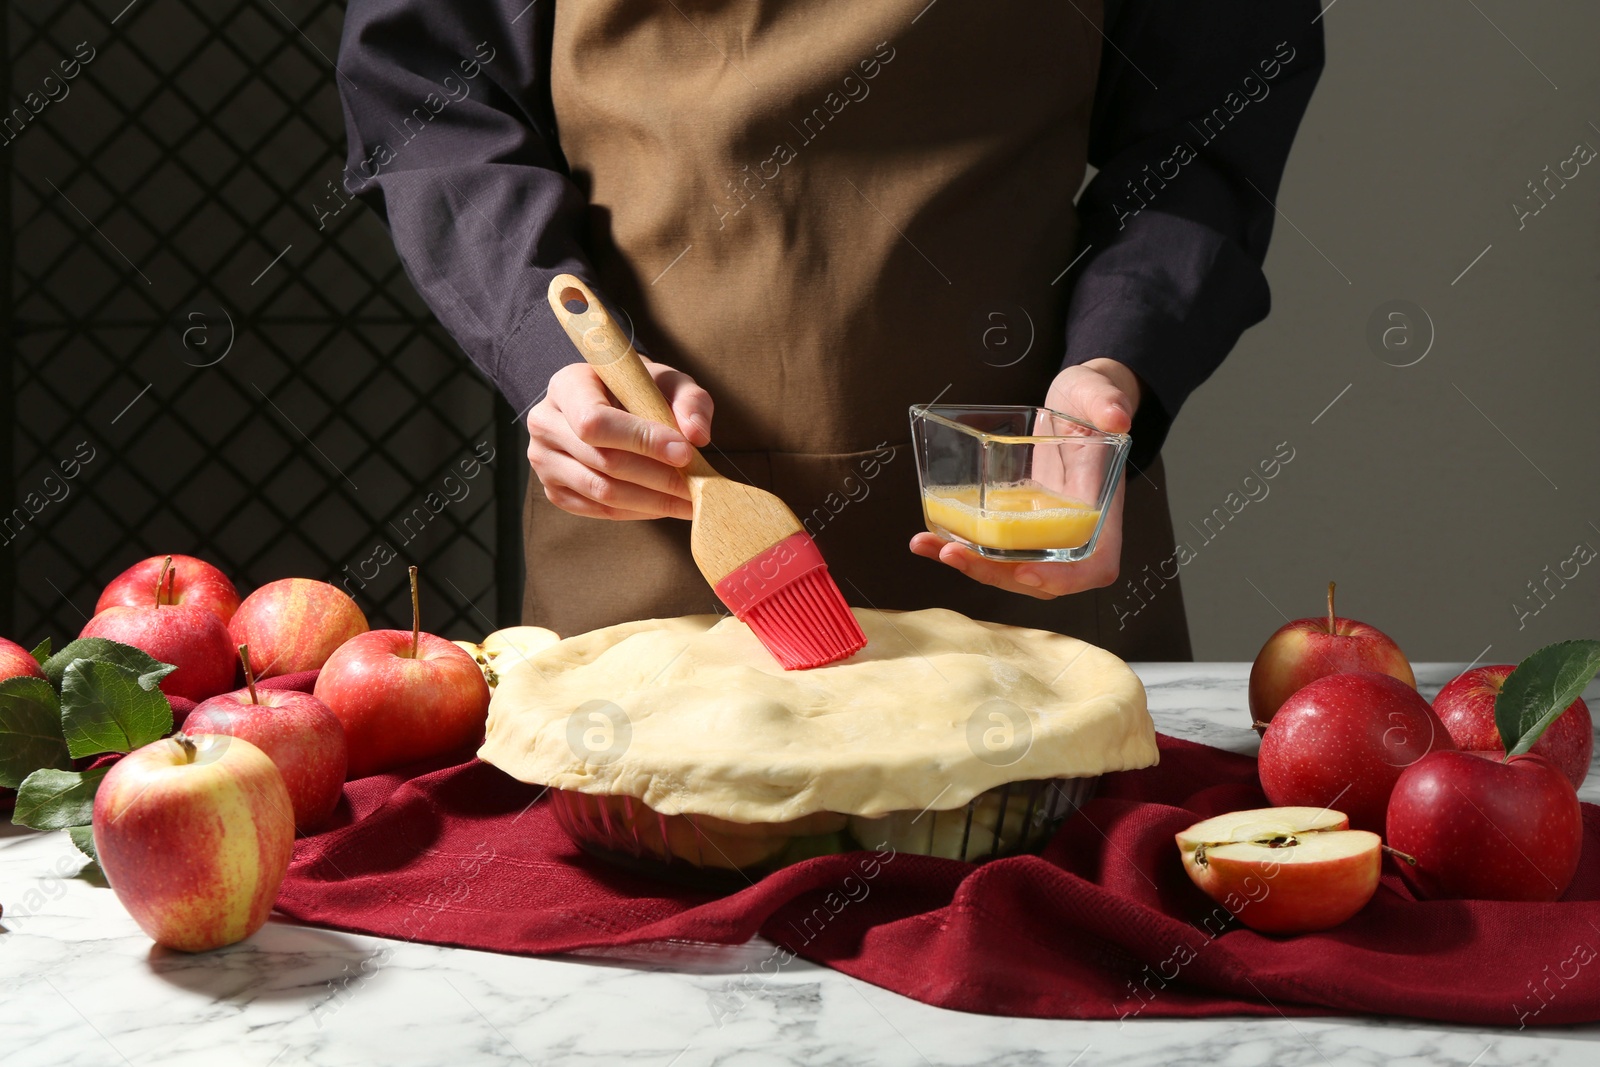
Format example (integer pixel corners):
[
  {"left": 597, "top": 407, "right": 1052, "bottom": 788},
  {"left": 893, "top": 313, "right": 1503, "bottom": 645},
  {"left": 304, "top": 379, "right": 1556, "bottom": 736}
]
[
  {"left": 910, "top": 404, "right": 1130, "bottom": 562},
  {"left": 549, "top": 777, "right": 1098, "bottom": 888}
]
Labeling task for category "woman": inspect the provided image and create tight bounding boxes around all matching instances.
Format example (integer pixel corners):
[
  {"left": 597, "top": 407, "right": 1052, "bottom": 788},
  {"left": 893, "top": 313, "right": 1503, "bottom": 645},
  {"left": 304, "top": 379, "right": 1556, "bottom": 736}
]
[{"left": 336, "top": 0, "right": 1322, "bottom": 659}]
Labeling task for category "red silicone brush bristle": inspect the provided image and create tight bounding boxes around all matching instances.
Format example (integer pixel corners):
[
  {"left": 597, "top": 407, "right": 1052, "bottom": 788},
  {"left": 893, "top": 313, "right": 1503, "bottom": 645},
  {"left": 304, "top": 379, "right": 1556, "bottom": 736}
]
[
  {"left": 743, "top": 569, "right": 866, "bottom": 669},
  {"left": 713, "top": 532, "right": 867, "bottom": 670}
]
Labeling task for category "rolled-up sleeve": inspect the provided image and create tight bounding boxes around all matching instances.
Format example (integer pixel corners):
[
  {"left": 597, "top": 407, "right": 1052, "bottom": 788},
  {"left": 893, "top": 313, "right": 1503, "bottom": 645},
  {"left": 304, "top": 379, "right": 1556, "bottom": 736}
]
[
  {"left": 1065, "top": 0, "right": 1325, "bottom": 468},
  {"left": 336, "top": 0, "right": 592, "bottom": 417}
]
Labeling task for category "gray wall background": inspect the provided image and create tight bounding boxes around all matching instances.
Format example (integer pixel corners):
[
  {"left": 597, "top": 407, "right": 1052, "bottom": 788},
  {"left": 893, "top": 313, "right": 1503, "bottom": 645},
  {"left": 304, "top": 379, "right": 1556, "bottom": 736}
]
[{"left": 1164, "top": 0, "right": 1600, "bottom": 662}]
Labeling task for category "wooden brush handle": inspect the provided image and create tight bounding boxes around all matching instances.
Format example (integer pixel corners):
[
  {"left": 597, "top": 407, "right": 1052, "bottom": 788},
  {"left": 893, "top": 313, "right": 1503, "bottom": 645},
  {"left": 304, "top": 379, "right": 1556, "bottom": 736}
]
[
  {"left": 546, "top": 275, "right": 719, "bottom": 480},
  {"left": 546, "top": 274, "right": 806, "bottom": 587}
]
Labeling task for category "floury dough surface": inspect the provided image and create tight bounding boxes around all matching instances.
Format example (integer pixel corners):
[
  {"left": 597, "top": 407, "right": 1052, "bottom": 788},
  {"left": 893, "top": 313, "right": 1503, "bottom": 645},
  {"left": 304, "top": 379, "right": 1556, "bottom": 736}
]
[{"left": 478, "top": 608, "right": 1157, "bottom": 823}]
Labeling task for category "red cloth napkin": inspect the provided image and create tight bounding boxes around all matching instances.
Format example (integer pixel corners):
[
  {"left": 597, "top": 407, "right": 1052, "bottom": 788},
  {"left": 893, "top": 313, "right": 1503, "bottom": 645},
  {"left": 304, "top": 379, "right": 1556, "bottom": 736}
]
[{"left": 275, "top": 734, "right": 1600, "bottom": 1025}]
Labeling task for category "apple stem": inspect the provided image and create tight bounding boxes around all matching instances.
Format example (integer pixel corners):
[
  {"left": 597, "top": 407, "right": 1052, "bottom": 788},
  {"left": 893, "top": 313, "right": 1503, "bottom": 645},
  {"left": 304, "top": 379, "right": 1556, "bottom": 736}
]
[
  {"left": 1326, "top": 580, "right": 1337, "bottom": 635},
  {"left": 409, "top": 565, "right": 421, "bottom": 659},
  {"left": 1382, "top": 844, "right": 1417, "bottom": 866},
  {"left": 238, "top": 644, "right": 259, "bottom": 704},
  {"left": 1251, "top": 720, "right": 1274, "bottom": 732},
  {"left": 172, "top": 731, "right": 198, "bottom": 764},
  {"left": 155, "top": 555, "right": 173, "bottom": 608}
]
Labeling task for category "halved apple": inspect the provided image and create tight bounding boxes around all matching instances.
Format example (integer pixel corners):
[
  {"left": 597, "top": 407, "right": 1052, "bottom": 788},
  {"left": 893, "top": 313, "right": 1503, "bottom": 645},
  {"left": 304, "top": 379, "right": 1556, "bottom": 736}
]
[
  {"left": 453, "top": 625, "right": 561, "bottom": 689},
  {"left": 1175, "top": 806, "right": 1381, "bottom": 934}
]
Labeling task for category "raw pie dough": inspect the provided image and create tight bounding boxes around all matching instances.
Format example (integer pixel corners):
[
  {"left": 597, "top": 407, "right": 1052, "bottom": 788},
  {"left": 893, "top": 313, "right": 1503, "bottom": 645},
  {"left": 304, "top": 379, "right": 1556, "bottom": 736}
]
[{"left": 478, "top": 607, "right": 1155, "bottom": 824}]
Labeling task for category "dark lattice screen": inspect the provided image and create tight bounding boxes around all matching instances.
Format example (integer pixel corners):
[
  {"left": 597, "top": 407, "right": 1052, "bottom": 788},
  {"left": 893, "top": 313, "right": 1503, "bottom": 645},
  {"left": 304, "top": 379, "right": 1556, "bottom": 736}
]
[{"left": 3, "top": 1, "right": 524, "bottom": 644}]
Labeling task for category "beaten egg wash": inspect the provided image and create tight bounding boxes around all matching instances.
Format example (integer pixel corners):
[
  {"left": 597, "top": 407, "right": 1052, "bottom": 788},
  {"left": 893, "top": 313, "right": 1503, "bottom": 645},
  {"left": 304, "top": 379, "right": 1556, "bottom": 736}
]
[{"left": 921, "top": 483, "right": 1101, "bottom": 551}]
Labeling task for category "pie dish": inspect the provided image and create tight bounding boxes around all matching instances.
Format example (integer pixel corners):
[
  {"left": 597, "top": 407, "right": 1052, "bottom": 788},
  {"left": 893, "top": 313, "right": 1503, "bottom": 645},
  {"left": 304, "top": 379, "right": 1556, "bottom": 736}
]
[{"left": 479, "top": 607, "right": 1155, "bottom": 879}]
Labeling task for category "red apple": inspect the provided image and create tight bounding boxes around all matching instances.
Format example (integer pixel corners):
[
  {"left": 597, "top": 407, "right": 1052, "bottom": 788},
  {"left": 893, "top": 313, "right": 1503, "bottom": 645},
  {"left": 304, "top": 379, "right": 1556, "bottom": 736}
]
[
  {"left": 1249, "top": 582, "right": 1416, "bottom": 733},
  {"left": 93, "top": 732, "right": 294, "bottom": 952},
  {"left": 229, "top": 578, "right": 369, "bottom": 678},
  {"left": 1177, "top": 807, "right": 1381, "bottom": 933},
  {"left": 313, "top": 567, "right": 489, "bottom": 778},
  {"left": 1258, "top": 671, "right": 1454, "bottom": 832},
  {"left": 82, "top": 604, "right": 236, "bottom": 701},
  {"left": 1433, "top": 665, "right": 1592, "bottom": 789},
  {"left": 1387, "top": 750, "right": 1582, "bottom": 902},
  {"left": 80, "top": 559, "right": 236, "bottom": 702},
  {"left": 96, "top": 553, "right": 240, "bottom": 625},
  {"left": 0, "top": 636, "right": 45, "bottom": 682},
  {"left": 183, "top": 646, "right": 348, "bottom": 832}
]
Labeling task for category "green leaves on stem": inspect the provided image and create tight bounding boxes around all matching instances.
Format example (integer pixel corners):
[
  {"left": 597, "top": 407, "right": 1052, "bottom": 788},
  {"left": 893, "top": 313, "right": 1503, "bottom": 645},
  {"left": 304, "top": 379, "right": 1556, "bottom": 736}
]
[
  {"left": 41, "top": 638, "right": 176, "bottom": 692},
  {"left": 13, "top": 768, "right": 107, "bottom": 830},
  {"left": 1496, "top": 639, "right": 1600, "bottom": 759},
  {"left": 2, "top": 637, "right": 177, "bottom": 863},
  {"left": 66, "top": 824, "right": 98, "bottom": 863},
  {"left": 60, "top": 660, "right": 173, "bottom": 758},
  {"left": 0, "top": 677, "right": 71, "bottom": 788}
]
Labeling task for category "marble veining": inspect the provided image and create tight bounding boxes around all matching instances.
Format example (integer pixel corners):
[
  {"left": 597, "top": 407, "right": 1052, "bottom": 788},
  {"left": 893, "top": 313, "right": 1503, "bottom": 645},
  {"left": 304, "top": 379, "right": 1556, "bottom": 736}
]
[{"left": 2, "top": 664, "right": 1598, "bottom": 1066}]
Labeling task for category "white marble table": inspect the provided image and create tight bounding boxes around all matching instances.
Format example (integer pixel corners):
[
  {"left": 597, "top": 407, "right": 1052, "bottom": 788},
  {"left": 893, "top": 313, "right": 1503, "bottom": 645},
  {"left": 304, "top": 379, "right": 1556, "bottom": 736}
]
[{"left": 5, "top": 664, "right": 1600, "bottom": 1066}]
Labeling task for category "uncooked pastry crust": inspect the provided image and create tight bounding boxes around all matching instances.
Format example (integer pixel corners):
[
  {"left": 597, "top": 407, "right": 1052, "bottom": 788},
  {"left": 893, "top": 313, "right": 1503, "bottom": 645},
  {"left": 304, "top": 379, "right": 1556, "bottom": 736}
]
[{"left": 478, "top": 608, "right": 1155, "bottom": 822}]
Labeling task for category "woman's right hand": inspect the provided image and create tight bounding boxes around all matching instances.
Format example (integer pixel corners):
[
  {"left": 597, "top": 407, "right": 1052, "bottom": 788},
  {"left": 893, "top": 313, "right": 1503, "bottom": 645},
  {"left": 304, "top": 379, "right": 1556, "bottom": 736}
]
[{"left": 526, "top": 359, "right": 714, "bottom": 521}]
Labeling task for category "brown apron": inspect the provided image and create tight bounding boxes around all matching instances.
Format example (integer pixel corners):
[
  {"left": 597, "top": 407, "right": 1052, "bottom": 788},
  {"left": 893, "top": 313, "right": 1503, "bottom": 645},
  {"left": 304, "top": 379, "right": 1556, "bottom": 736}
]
[{"left": 524, "top": 0, "right": 1191, "bottom": 662}]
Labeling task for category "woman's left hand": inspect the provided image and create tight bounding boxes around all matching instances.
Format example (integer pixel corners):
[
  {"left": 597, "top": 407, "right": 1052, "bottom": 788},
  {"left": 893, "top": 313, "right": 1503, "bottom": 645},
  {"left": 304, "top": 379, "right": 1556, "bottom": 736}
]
[{"left": 908, "top": 358, "right": 1140, "bottom": 600}]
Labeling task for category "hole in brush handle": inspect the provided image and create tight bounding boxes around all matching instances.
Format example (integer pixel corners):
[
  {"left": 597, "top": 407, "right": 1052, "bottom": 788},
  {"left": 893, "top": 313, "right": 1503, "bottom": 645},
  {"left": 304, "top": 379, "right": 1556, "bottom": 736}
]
[{"left": 560, "top": 286, "right": 589, "bottom": 314}]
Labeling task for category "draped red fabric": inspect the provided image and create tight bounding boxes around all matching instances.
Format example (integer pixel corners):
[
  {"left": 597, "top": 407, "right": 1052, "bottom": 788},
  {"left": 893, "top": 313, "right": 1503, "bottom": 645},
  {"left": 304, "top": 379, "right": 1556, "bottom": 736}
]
[{"left": 274, "top": 729, "right": 1600, "bottom": 1025}]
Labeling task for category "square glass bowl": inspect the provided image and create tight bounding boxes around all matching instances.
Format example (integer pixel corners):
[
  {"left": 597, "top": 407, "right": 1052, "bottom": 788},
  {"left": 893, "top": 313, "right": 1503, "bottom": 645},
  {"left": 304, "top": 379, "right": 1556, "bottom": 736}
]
[{"left": 910, "top": 404, "right": 1130, "bottom": 562}]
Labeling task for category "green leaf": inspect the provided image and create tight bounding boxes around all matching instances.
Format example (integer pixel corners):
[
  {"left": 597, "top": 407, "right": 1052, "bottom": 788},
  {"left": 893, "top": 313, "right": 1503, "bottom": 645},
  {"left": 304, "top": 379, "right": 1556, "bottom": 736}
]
[
  {"left": 0, "top": 677, "right": 71, "bottom": 788},
  {"left": 66, "top": 824, "right": 99, "bottom": 864},
  {"left": 42, "top": 638, "right": 177, "bottom": 692},
  {"left": 1496, "top": 639, "right": 1600, "bottom": 758},
  {"left": 59, "top": 661, "right": 174, "bottom": 758},
  {"left": 12, "top": 768, "right": 106, "bottom": 831},
  {"left": 30, "top": 637, "right": 51, "bottom": 665}
]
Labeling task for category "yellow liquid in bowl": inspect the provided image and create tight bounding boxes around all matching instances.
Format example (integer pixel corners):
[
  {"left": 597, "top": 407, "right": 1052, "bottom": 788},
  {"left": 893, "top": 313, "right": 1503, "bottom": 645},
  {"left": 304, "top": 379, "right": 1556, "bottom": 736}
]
[{"left": 921, "top": 483, "right": 1101, "bottom": 551}]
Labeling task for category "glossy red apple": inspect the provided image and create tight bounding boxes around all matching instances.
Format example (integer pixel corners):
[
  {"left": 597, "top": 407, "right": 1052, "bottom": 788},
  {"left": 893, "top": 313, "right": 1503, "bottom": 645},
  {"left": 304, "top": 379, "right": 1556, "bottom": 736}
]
[
  {"left": 0, "top": 636, "right": 45, "bottom": 682},
  {"left": 1249, "top": 582, "right": 1416, "bottom": 733},
  {"left": 313, "top": 567, "right": 489, "bottom": 778},
  {"left": 1177, "top": 807, "right": 1381, "bottom": 933},
  {"left": 1258, "top": 671, "right": 1453, "bottom": 832},
  {"left": 1434, "top": 665, "right": 1592, "bottom": 790},
  {"left": 93, "top": 732, "right": 294, "bottom": 952},
  {"left": 96, "top": 553, "right": 240, "bottom": 625},
  {"left": 1387, "top": 750, "right": 1582, "bottom": 902},
  {"left": 229, "top": 578, "right": 369, "bottom": 678},
  {"left": 183, "top": 645, "right": 348, "bottom": 832},
  {"left": 80, "top": 559, "right": 236, "bottom": 702}
]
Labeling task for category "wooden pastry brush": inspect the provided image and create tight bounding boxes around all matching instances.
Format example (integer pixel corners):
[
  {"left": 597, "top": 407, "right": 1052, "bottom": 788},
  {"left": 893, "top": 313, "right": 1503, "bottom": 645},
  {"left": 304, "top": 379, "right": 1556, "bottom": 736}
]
[{"left": 547, "top": 275, "right": 867, "bottom": 669}]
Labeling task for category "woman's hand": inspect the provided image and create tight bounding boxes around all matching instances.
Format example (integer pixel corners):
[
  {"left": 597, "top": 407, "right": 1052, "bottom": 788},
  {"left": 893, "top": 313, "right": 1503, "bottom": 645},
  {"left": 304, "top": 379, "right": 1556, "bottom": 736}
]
[
  {"left": 908, "top": 358, "right": 1141, "bottom": 600},
  {"left": 527, "top": 359, "right": 714, "bottom": 520}
]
